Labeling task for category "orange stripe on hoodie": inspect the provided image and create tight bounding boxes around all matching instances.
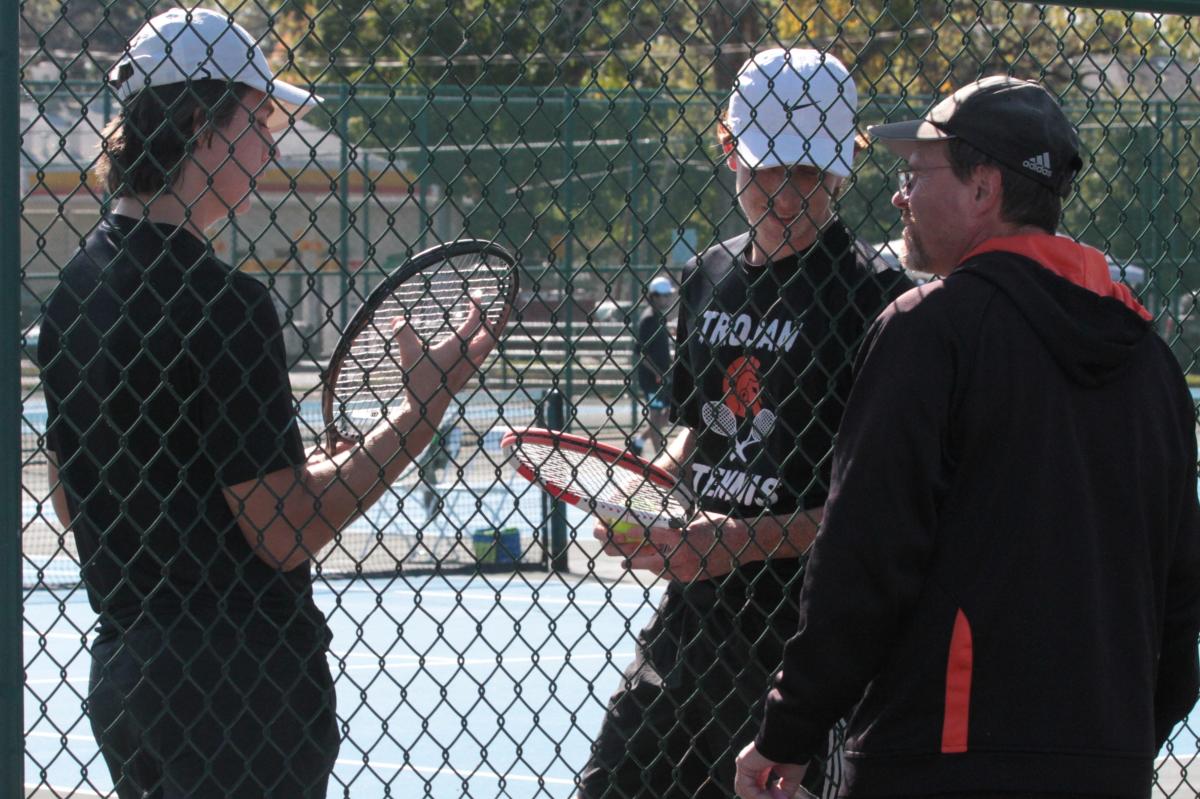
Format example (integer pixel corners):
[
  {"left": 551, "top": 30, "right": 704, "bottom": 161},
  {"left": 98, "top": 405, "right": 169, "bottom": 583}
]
[
  {"left": 962, "top": 235, "right": 1151, "bottom": 321},
  {"left": 941, "top": 609, "right": 973, "bottom": 754}
]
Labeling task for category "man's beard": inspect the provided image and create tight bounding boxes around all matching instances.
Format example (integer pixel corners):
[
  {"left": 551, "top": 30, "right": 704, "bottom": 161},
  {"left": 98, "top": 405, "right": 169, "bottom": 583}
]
[{"left": 902, "top": 225, "right": 930, "bottom": 273}]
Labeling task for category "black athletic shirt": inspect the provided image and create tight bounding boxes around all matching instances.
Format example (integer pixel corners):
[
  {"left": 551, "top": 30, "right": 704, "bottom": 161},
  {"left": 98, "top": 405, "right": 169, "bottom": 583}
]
[
  {"left": 39, "top": 214, "right": 325, "bottom": 645},
  {"left": 671, "top": 220, "right": 912, "bottom": 596}
]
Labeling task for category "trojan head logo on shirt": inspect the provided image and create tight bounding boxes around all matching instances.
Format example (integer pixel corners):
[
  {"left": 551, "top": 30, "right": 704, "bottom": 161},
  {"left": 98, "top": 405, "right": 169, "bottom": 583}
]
[
  {"left": 723, "top": 355, "right": 763, "bottom": 418},
  {"left": 701, "top": 356, "right": 778, "bottom": 464},
  {"left": 696, "top": 360, "right": 781, "bottom": 505}
]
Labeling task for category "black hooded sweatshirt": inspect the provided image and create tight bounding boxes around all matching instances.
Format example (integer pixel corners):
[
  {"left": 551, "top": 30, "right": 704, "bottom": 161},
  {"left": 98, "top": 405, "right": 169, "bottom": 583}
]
[{"left": 755, "top": 235, "right": 1200, "bottom": 796}]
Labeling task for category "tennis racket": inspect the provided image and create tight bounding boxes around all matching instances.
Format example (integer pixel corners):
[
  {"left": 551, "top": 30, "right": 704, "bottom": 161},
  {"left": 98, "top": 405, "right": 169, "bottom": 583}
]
[
  {"left": 322, "top": 239, "right": 519, "bottom": 447},
  {"left": 502, "top": 428, "right": 691, "bottom": 540}
]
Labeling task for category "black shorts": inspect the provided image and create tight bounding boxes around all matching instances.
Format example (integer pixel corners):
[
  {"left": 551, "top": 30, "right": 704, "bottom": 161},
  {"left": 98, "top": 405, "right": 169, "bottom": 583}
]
[
  {"left": 88, "top": 625, "right": 339, "bottom": 799},
  {"left": 577, "top": 579, "right": 840, "bottom": 798}
]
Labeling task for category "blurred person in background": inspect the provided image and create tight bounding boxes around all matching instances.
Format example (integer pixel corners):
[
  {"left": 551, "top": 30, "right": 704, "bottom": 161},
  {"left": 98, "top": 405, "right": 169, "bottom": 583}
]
[{"left": 631, "top": 275, "right": 677, "bottom": 458}]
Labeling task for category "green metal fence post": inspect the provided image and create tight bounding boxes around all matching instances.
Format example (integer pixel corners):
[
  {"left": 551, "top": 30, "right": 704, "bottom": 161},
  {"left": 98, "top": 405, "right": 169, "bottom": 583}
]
[
  {"left": 545, "top": 390, "right": 569, "bottom": 571},
  {"left": 363, "top": 150, "right": 371, "bottom": 280},
  {"left": 417, "top": 101, "right": 429, "bottom": 252},
  {"left": 231, "top": 210, "right": 240, "bottom": 265},
  {"left": 1161, "top": 99, "right": 1181, "bottom": 326},
  {"left": 561, "top": 92, "right": 576, "bottom": 408},
  {"left": 1082, "top": 0, "right": 1200, "bottom": 11},
  {"left": 100, "top": 88, "right": 113, "bottom": 211},
  {"left": 338, "top": 84, "right": 351, "bottom": 330},
  {"left": 1, "top": 0, "right": 22, "bottom": 790}
]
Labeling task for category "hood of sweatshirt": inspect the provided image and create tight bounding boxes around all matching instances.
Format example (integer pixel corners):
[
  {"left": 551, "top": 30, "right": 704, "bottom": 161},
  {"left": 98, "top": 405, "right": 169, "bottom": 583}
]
[{"left": 954, "top": 234, "right": 1153, "bottom": 388}]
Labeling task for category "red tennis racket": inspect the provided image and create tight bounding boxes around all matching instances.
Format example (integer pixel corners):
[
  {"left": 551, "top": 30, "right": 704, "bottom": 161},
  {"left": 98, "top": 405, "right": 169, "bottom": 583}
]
[{"left": 502, "top": 428, "right": 691, "bottom": 539}]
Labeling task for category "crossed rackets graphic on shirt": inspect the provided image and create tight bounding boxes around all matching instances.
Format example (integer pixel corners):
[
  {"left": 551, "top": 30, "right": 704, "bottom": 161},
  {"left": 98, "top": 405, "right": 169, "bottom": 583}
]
[{"left": 701, "top": 401, "right": 777, "bottom": 462}]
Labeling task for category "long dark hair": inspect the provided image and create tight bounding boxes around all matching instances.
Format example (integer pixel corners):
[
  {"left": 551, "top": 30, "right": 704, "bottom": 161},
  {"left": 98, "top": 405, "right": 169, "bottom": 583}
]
[{"left": 95, "top": 80, "right": 252, "bottom": 197}]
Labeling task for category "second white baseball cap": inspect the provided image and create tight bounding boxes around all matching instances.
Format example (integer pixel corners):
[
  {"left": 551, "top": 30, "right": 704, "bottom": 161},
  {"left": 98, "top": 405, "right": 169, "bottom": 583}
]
[
  {"left": 648, "top": 276, "right": 676, "bottom": 296},
  {"left": 726, "top": 49, "right": 858, "bottom": 176},
  {"left": 110, "top": 8, "right": 321, "bottom": 132}
]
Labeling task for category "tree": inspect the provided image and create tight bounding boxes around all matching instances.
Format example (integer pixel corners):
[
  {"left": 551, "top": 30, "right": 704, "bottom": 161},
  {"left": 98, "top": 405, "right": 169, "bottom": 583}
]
[
  {"left": 19, "top": 1, "right": 283, "bottom": 81},
  {"left": 24, "top": 0, "right": 1197, "bottom": 331}
]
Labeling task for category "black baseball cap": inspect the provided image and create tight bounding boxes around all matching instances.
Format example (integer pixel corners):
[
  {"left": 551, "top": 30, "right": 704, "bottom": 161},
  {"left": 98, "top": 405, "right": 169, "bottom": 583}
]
[{"left": 869, "top": 76, "right": 1083, "bottom": 197}]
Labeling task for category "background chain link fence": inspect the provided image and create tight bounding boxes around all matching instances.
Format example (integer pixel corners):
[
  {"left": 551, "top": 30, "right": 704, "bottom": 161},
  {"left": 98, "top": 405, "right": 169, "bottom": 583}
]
[{"left": 10, "top": 0, "right": 1200, "bottom": 796}]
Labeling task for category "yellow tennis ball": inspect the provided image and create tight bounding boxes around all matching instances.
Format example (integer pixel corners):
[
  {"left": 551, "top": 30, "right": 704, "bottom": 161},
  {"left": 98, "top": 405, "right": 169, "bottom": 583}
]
[{"left": 609, "top": 520, "right": 640, "bottom": 544}]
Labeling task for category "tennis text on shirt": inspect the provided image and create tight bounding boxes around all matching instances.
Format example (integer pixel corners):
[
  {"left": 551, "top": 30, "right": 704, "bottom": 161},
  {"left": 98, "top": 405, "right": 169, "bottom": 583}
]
[{"left": 691, "top": 463, "right": 782, "bottom": 507}]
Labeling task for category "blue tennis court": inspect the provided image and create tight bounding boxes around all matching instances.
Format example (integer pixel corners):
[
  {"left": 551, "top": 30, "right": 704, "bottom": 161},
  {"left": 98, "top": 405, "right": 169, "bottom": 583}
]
[
  {"left": 20, "top": 393, "right": 1200, "bottom": 797},
  {"left": 24, "top": 569, "right": 1200, "bottom": 797},
  {"left": 23, "top": 573, "right": 665, "bottom": 798}
]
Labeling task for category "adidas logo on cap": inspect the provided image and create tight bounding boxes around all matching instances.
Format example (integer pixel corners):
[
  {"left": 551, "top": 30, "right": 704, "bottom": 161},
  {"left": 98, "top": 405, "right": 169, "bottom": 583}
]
[{"left": 1022, "top": 151, "right": 1053, "bottom": 177}]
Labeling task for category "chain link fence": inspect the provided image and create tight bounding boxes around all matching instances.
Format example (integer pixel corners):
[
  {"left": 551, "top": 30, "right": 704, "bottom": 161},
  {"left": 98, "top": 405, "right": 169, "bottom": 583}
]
[{"left": 9, "top": 0, "right": 1200, "bottom": 797}]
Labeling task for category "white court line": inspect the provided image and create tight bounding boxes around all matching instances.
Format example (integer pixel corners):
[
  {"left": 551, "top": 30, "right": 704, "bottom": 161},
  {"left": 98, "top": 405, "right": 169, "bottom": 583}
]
[
  {"left": 22, "top": 588, "right": 664, "bottom": 616},
  {"left": 27, "top": 734, "right": 1193, "bottom": 791},
  {"left": 26, "top": 676, "right": 88, "bottom": 686},
  {"left": 27, "top": 732, "right": 94, "bottom": 743},
  {"left": 331, "top": 757, "right": 577, "bottom": 787},
  {"left": 330, "top": 649, "right": 629, "bottom": 661},
  {"left": 23, "top": 783, "right": 108, "bottom": 798},
  {"left": 23, "top": 586, "right": 661, "bottom": 642},
  {"left": 26, "top": 735, "right": 577, "bottom": 789},
  {"left": 25, "top": 652, "right": 634, "bottom": 682},
  {"left": 336, "top": 650, "right": 633, "bottom": 671},
  {"left": 323, "top": 587, "right": 662, "bottom": 611}
]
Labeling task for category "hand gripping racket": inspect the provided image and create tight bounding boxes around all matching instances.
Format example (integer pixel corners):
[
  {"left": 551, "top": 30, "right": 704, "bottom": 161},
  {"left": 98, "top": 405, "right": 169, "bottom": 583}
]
[
  {"left": 322, "top": 239, "right": 518, "bottom": 447},
  {"left": 502, "top": 428, "right": 691, "bottom": 539}
]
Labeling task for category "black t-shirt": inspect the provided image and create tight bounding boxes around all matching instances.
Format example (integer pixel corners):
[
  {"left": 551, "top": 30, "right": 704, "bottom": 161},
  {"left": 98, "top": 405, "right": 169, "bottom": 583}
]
[
  {"left": 671, "top": 220, "right": 913, "bottom": 598},
  {"left": 39, "top": 214, "right": 324, "bottom": 645},
  {"left": 635, "top": 306, "right": 672, "bottom": 395}
]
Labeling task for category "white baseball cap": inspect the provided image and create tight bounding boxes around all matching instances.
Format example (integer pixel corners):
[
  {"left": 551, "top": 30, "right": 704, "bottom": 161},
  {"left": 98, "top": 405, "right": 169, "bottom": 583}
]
[
  {"left": 110, "top": 8, "right": 321, "bottom": 132},
  {"left": 648, "top": 276, "right": 676, "bottom": 296},
  {"left": 726, "top": 49, "right": 858, "bottom": 176}
]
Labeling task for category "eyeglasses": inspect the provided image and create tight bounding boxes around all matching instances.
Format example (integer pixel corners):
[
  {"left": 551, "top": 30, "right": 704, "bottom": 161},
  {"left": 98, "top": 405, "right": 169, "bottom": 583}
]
[{"left": 896, "top": 165, "right": 955, "bottom": 196}]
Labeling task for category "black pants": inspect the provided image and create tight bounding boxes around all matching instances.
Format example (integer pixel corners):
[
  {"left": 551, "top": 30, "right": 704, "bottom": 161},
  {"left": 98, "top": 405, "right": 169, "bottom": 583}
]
[
  {"left": 577, "top": 579, "right": 836, "bottom": 799},
  {"left": 88, "top": 626, "right": 339, "bottom": 799}
]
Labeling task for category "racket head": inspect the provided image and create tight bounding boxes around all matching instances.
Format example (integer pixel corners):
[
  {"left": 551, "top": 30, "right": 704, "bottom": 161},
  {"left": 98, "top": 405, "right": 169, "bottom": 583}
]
[
  {"left": 322, "top": 239, "right": 519, "bottom": 446},
  {"left": 502, "top": 428, "right": 691, "bottom": 530}
]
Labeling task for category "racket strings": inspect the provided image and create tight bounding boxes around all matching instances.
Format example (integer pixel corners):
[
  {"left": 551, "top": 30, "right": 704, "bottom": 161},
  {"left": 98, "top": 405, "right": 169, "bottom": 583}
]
[
  {"left": 332, "top": 252, "right": 513, "bottom": 434},
  {"left": 512, "top": 441, "right": 686, "bottom": 517},
  {"left": 343, "top": 256, "right": 509, "bottom": 367}
]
